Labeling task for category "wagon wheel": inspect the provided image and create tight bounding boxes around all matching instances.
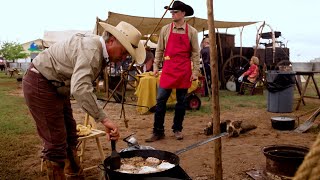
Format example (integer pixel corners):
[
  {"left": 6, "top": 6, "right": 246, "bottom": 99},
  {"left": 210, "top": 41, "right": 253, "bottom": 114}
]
[{"left": 221, "top": 55, "right": 250, "bottom": 87}]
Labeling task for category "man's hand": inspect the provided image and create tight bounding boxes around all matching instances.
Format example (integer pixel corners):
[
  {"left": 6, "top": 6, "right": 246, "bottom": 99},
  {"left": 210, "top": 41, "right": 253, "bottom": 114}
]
[
  {"left": 153, "top": 69, "right": 159, "bottom": 77},
  {"left": 101, "top": 118, "right": 119, "bottom": 141},
  {"left": 190, "top": 74, "right": 198, "bottom": 81}
]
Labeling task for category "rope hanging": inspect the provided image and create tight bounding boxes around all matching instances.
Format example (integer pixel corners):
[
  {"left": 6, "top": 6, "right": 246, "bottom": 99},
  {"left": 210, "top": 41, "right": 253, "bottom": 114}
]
[
  {"left": 293, "top": 132, "right": 320, "bottom": 180},
  {"left": 144, "top": 0, "right": 175, "bottom": 46}
]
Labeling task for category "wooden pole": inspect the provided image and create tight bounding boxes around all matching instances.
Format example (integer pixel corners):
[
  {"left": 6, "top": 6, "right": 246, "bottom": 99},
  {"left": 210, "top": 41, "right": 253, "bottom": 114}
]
[{"left": 207, "top": 0, "right": 223, "bottom": 179}]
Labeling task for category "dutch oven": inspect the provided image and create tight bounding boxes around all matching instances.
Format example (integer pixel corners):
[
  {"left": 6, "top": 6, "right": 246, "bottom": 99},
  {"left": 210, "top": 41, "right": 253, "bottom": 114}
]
[
  {"left": 262, "top": 144, "right": 309, "bottom": 177},
  {"left": 103, "top": 150, "right": 182, "bottom": 180},
  {"left": 271, "top": 116, "right": 295, "bottom": 130},
  {"left": 101, "top": 132, "right": 228, "bottom": 180}
]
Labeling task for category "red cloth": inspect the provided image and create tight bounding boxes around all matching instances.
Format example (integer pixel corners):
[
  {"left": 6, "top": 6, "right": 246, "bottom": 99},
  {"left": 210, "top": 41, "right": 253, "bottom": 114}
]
[
  {"left": 160, "top": 23, "right": 192, "bottom": 89},
  {"left": 243, "top": 64, "right": 259, "bottom": 83}
]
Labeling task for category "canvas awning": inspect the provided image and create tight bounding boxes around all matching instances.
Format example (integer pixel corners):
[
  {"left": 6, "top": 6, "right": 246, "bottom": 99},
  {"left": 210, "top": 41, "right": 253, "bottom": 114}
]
[{"left": 93, "top": 11, "right": 258, "bottom": 36}]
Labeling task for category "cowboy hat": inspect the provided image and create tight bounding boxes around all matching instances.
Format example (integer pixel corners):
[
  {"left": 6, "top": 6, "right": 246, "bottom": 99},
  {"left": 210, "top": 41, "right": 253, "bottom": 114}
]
[
  {"left": 99, "top": 21, "right": 146, "bottom": 64},
  {"left": 164, "top": 1, "right": 194, "bottom": 16}
]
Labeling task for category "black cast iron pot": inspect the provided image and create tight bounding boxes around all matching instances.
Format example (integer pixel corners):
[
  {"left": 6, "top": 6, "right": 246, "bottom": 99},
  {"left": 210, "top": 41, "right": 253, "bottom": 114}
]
[
  {"left": 262, "top": 144, "right": 309, "bottom": 177},
  {"left": 271, "top": 116, "right": 295, "bottom": 130},
  {"left": 102, "top": 149, "right": 190, "bottom": 180},
  {"left": 101, "top": 133, "right": 228, "bottom": 180}
]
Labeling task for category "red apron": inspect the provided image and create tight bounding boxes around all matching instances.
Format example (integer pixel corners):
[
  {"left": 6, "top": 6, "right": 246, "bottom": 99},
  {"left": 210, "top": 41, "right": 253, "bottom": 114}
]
[{"left": 159, "top": 23, "right": 192, "bottom": 89}]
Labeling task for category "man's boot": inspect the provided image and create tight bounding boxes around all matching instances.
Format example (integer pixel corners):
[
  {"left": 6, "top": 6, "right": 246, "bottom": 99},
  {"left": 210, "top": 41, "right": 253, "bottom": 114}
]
[
  {"left": 45, "top": 160, "right": 66, "bottom": 180},
  {"left": 65, "top": 148, "right": 85, "bottom": 180}
]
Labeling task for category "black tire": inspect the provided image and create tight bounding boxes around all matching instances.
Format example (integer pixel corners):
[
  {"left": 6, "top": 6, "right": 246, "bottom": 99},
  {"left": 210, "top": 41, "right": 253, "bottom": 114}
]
[{"left": 186, "top": 94, "right": 201, "bottom": 110}]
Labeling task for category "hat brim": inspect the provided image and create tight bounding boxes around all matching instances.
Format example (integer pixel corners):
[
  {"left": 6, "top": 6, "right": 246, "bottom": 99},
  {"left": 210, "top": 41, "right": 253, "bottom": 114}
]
[
  {"left": 164, "top": 5, "right": 194, "bottom": 16},
  {"left": 99, "top": 22, "right": 146, "bottom": 64}
]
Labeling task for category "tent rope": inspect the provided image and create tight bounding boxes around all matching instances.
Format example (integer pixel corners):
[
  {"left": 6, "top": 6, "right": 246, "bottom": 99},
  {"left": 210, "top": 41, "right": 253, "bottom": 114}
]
[
  {"left": 144, "top": 0, "right": 175, "bottom": 46},
  {"left": 293, "top": 132, "right": 320, "bottom": 180}
]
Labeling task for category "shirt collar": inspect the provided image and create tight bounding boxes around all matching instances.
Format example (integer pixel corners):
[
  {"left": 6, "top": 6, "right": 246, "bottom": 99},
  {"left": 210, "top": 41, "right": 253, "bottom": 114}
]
[
  {"left": 99, "top": 37, "right": 109, "bottom": 60},
  {"left": 173, "top": 21, "right": 186, "bottom": 29}
]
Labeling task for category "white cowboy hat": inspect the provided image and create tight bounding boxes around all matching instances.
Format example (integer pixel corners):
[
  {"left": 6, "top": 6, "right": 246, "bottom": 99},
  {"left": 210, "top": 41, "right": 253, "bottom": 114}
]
[{"left": 99, "top": 21, "right": 146, "bottom": 64}]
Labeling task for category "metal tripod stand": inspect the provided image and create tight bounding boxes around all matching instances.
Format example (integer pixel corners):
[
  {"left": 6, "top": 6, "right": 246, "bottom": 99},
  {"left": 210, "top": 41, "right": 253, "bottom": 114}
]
[{"left": 102, "top": 59, "right": 149, "bottom": 128}]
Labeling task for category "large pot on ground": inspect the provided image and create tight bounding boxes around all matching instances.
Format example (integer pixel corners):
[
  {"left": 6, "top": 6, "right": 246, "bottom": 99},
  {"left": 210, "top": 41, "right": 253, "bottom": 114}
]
[
  {"left": 271, "top": 116, "right": 295, "bottom": 130},
  {"left": 262, "top": 144, "right": 309, "bottom": 177}
]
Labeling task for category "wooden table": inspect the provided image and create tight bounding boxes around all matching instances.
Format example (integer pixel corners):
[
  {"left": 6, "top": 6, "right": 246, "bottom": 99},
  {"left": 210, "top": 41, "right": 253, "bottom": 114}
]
[{"left": 295, "top": 71, "right": 320, "bottom": 110}]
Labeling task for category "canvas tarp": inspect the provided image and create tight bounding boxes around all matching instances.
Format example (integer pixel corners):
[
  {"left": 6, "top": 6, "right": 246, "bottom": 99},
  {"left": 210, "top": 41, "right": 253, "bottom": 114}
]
[{"left": 93, "top": 11, "right": 258, "bottom": 36}]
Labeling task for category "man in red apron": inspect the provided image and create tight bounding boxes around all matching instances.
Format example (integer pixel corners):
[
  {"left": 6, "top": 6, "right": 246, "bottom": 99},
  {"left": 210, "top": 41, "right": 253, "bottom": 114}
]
[{"left": 146, "top": 1, "right": 200, "bottom": 142}]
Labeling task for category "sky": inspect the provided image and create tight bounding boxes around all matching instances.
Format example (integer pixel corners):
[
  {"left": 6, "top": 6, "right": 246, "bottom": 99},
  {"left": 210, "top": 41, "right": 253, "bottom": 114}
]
[{"left": 1, "top": 0, "right": 319, "bottom": 62}]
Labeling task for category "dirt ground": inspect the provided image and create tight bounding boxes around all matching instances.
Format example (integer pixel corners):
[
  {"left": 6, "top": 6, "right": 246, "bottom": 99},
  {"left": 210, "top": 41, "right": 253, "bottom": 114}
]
[{"left": 19, "top": 87, "right": 320, "bottom": 180}]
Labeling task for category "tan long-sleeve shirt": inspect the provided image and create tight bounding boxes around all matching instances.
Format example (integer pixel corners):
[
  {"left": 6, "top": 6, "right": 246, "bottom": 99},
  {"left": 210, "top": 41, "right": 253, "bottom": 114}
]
[
  {"left": 153, "top": 22, "right": 200, "bottom": 77},
  {"left": 32, "top": 33, "right": 108, "bottom": 122}
]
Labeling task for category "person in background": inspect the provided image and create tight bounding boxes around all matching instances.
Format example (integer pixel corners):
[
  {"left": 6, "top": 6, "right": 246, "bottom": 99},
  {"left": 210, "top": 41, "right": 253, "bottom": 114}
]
[
  {"left": 145, "top": 0, "right": 200, "bottom": 142},
  {"left": 144, "top": 46, "right": 155, "bottom": 72},
  {"left": 22, "top": 21, "right": 145, "bottom": 179},
  {"left": 200, "top": 37, "right": 211, "bottom": 96},
  {"left": 238, "top": 56, "right": 260, "bottom": 94}
]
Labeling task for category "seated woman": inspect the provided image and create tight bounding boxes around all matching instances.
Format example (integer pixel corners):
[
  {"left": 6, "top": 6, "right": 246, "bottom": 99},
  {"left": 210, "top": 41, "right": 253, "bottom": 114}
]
[{"left": 238, "top": 56, "right": 260, "bottom": 94}]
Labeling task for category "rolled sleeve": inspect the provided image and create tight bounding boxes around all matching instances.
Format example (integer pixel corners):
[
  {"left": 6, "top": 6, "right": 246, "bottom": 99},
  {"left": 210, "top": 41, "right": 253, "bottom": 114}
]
[
  {"left": 189, "top": 26, "right": 200, "bottom": 77},
  {"left": 154, "top": 26, "right": 167, "bottom": 71},
  {"left": 71, "top": 49, "right": 106, "bottom": 122}
]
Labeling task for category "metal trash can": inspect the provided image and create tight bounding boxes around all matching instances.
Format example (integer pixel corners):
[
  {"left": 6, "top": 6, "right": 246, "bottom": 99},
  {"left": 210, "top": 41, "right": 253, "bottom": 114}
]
[{"left": 266, "top": 70, "right": 296, "bottom": 113}]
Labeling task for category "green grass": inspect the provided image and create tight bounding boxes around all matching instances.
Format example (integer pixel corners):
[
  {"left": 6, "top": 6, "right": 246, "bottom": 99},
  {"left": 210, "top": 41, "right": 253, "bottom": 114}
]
[
  {"left": 0, "top": 72, "right": 40, "bottom": 179},
  {"left": 186, "top": 90, "right": 266, "bottom": 117},
  {"left": 303, "top": 74, "right": 320, "bottom": 97}
]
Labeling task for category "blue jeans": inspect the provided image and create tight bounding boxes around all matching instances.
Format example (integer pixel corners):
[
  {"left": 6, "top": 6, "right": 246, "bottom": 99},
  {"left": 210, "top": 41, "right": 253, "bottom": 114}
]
[{"left": 153, "top": 87, "right": 188, "bottom": 135}]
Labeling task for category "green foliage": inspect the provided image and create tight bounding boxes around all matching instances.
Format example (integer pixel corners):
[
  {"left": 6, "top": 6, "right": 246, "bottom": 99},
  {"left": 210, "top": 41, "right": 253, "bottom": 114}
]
[{"left": 0, "top": 41, "right": 28, "bottom": 62}]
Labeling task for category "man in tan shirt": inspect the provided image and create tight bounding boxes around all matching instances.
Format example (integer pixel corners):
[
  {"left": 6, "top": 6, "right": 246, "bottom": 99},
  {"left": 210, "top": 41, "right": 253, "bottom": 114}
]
[
  {"left": 22, "top": 21, "right": 145, "bottom": 179},
  {"left": 146, "top": 1, "right": 200, "bottom": 142}
]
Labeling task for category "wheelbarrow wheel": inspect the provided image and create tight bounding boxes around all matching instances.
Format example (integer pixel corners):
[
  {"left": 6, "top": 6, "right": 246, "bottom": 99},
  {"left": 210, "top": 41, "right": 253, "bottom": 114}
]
[{"left": 186, "top": 94, "right": 201, "bottom": 110}]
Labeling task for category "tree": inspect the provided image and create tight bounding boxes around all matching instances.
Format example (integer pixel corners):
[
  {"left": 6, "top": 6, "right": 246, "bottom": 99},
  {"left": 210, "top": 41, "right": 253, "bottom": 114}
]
[{"left": 0, "top": 41, "right": 28, "bottom": 62}]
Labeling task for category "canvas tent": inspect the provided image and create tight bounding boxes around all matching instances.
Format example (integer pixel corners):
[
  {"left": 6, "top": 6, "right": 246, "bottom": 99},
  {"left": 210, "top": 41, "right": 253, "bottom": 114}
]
[
  {"left": 22, "top": 30, "right": 93, "bottom": 52},
  {"left": 93, "top": 11, "right": 258, "bottom": 37},
  {"left": 42, "top": 30, "right": 93, "bottom": 47}
]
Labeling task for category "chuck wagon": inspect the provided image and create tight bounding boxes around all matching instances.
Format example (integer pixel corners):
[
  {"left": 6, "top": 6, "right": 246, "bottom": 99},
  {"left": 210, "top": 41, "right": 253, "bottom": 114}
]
[{"left": 217, "top": 28, "right": 290, "bottom": 90}]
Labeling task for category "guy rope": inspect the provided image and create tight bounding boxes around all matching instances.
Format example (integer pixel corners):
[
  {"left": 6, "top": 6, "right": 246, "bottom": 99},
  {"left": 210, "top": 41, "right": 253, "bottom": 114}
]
[{"left": 293, "top": 132, "right": 320, "bottom": 180}]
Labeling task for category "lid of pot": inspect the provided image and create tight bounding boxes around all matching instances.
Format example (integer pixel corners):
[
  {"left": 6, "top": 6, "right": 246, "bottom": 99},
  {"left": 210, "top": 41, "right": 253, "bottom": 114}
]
[{"left": 271, "top": 116, "right": 295, "bottom": 121}]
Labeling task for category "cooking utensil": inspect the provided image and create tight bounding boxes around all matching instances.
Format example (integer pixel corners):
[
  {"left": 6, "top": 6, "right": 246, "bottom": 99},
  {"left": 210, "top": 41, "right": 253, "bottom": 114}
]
[
  {"left": 295, "top": 107, "right": 320, "bottom": 133},
  {"left": 174, "top": 132, "right": 228, "bottom": 155},
  {"left": 123, "top": 133, "right": 139, "bottom": 146},
  {"left": 262, "top": 144, "right": 309, "bottom": 177},
  {"left": 271, "top": 116, "right": 295, "bottom": 130},
  {"left": 102, "top": 132, "right": 228, "bottom": 179},
  {"left": 104, "top": 150, "right": 181, "bottom": 180},
  {"left": 110, "top": 140, "right": 121, "bottom": 170}
]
